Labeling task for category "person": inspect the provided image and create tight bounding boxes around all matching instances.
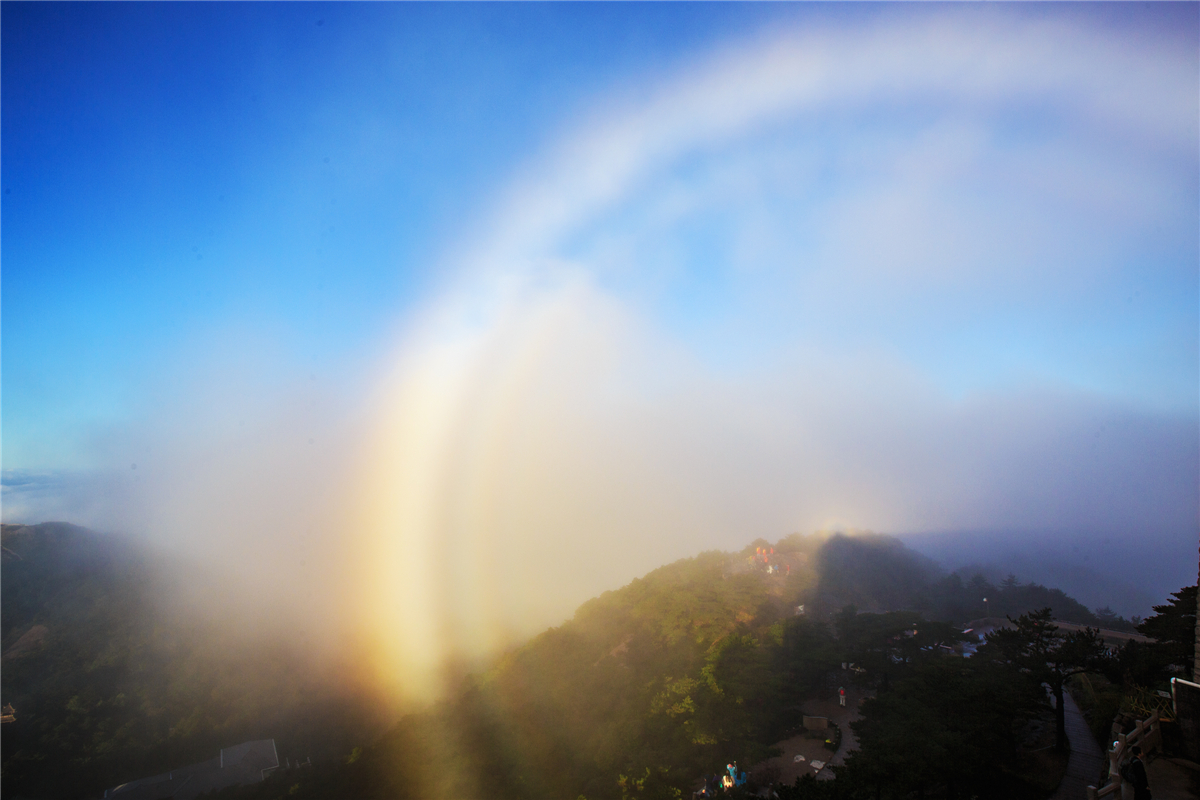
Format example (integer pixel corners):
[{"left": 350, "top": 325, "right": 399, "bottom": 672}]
[
  {"left": 839, "top": 686, "right": 846, "bottom": 707},
  {"left": 1123, "top": 745, "right": 1151, "bottom": 800}
]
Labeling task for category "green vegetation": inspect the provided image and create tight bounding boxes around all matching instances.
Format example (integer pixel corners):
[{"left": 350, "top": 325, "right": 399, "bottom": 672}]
[
  {"left": 0, "top": 523, "right": 382, "bottom": 800},
  {"left": 845, "top": 658, "right": 1048, "bottom": 800},
  {"left": 244, "top": 547, "right": 838, "bottom": 799},
  {"left": 1119, "top": 585, "right": 1197, "bottom": 684},
  {"left": 978, "top": 608, "right": 1106, "bottom": 752},
  {"left": 1070, "top": 585, "right": 1199, "bottom": 751},
  {"left": 226, "top": 535, "right": 1088, "bottom": 800},
  {"left": 4, "top": 523, "right": 1188, "bottom": 800}
]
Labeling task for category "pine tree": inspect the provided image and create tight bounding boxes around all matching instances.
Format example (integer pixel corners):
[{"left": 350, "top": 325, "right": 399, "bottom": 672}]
[
  {"left": 980, "top": 608, "right": 1106, "bottom": 752},
  {"left": 1136, "top": 585, "right": 1197, "bottom": 679}
]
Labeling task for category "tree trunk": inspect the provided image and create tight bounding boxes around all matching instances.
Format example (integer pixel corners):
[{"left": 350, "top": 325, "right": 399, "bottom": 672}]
[{"left": 1054, "top": 679, "right": 1069, "bottom": 753}]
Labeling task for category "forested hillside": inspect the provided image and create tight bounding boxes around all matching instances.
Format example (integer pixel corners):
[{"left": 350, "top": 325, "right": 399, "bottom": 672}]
[
  {"left": 0, "top": 523, "right": 385, "bottom": 800},
  {"left": 0, "top": 524, "right": 1156, "bottom": 800},
  {"left": 221, "top": 543, "right": 825, "bottom": 799},
  {"left": 219, "top": 532, "right": 1138, "bottom": 800}
]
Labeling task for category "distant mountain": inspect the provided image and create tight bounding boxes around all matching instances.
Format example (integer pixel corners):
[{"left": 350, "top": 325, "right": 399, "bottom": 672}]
[
  {"left": 809, "top": 531, "right": 1119, "bottom": 628},
  {"left": 899, "top": 530, "right": 1168, "bottom": 620}
]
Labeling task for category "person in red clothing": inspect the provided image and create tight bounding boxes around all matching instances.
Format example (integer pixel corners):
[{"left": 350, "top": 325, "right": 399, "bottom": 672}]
[{"left": 839, "top": 687, "right": 846, "bottom": 707}]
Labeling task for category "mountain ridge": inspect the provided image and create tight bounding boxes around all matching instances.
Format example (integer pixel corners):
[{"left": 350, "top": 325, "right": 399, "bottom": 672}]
[{"left": 0, "top": 522, "right": 1142, "bottom": 799}]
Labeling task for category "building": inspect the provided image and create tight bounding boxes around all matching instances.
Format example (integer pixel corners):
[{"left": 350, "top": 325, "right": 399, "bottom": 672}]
[{"left": 103, "top": 739, "right": 279, "bottom": 800}]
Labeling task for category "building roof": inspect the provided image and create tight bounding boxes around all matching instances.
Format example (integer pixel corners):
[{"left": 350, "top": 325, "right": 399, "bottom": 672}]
[{"left": 107, "top": 740, "right": 278, "bottom": 800}]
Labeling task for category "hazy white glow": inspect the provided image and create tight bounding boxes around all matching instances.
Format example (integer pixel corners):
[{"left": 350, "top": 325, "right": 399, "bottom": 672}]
[
  {"left": 349, "top": 15, "right": 1197, "bottom": 701},
  {"left": 6, "top": 12, "right": 1192, "bottom": 706}
]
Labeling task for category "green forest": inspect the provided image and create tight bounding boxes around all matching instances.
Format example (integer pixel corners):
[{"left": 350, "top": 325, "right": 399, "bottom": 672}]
[
  {"left": 0, "top": 523, "right": 387, "bottom": 800},
  {"left": 1, "top": 523, "right": 1193, "bottom": 800}
]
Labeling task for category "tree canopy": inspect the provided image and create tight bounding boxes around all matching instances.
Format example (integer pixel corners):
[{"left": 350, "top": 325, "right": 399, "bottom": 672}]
[{"left": 978, "top": 608, "right": 1106, "bottom": 752}]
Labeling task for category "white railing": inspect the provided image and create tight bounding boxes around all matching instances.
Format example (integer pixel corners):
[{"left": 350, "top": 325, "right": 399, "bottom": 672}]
[{"left": 1085, "top": 710, "right": 1161, "bottom": 800}]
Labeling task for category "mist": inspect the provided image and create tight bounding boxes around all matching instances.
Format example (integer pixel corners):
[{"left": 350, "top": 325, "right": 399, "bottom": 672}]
[{"left": 4, "top": 8, "right": 1196, "bottom": 706}]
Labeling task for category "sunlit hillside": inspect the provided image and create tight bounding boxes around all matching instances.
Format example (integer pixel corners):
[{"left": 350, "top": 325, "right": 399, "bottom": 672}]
[{"left": 6, "top": 522, "right": 1172, "bottom": 800}]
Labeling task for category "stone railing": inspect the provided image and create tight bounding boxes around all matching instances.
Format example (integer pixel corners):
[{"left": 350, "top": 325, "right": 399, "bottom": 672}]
[{"left": 1085, "top": 710, "right": 1161, "bottom": 800}]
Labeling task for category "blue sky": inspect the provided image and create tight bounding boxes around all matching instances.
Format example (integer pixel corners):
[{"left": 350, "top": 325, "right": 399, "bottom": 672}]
[
  {"left": 3, "top": 3, "right": 1198, "bottom": 625},
  {"left": 3, "top": 2, "right": 784, "bottom": 466}
]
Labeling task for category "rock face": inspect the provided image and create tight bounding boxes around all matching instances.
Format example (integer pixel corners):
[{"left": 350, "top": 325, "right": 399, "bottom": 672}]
[{"left": 2, "top": 624, "right": 48, "bottom": 662}]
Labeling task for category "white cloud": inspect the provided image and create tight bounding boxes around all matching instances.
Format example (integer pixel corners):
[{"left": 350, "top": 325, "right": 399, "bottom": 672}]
[
  {"left": 24, "top": 10, "right": 1196, "bottom": 703},
  {"left": 345, "top": 11, "right": 1195, "bottom": 700}
]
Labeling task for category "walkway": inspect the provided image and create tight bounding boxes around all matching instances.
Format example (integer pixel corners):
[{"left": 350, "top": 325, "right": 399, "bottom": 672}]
[
  {"left": 1145, "top": 754, "right": 1200, "bottom": 799},
  {"left": 818, "top": 684, "right": 865, "bottom": 778},
  {"left": 1051, "top": 691, "right": 1105, "bottom": 800},
  {"left": 753, "top": 683, "right": 870, "bottom": 786}
]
